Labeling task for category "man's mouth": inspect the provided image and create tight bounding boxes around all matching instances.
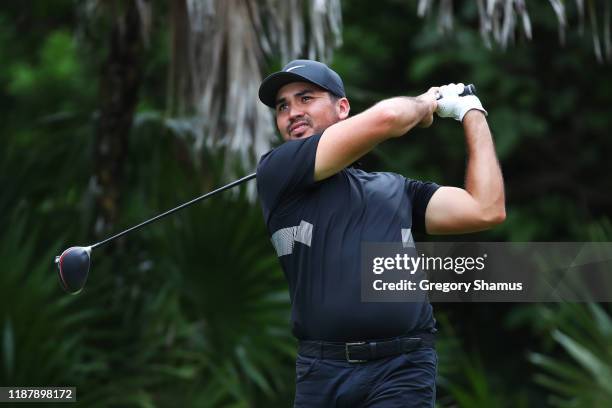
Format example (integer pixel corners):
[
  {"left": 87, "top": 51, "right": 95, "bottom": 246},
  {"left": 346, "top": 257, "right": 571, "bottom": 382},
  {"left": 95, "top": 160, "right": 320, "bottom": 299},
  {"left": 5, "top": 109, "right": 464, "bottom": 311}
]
[{"left": 289, "top": 122, "right": 309, "bottom": 136}]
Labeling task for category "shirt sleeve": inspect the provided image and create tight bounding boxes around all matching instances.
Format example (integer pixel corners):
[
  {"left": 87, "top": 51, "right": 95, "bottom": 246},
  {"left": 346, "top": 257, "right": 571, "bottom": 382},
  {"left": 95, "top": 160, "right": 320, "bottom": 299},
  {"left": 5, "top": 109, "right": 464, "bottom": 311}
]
[
  {"left": 405, "top": 178, "right": 440, "bottom": 233},
  {"left": 256, "top": 133, "right": 322, "bottom": 221}
]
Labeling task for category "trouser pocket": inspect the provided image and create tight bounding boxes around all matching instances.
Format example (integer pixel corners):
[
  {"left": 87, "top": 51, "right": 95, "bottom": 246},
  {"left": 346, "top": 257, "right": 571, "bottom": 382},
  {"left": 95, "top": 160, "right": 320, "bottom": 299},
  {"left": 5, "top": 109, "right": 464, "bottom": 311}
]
[{"left": 296, "top": 354, "right": 319, "bottom": 382}]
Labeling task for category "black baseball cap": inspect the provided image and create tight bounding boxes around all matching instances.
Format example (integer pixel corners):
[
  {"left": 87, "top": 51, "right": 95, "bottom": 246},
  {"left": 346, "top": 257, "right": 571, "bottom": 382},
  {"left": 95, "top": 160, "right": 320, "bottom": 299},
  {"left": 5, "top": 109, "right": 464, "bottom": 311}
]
[{"left": 258, "top": 59, "right": 346, "bottom": 108}]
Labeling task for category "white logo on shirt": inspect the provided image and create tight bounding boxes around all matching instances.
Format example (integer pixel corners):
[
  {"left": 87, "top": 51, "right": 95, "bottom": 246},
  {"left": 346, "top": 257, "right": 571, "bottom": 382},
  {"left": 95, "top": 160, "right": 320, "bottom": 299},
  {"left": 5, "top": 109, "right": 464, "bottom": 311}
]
[
  {"left": 271, "top": 220, "right": 313, "bottom": 257},
  {"left": 401, "top": 228, "right": 415, "bottom": 248}
]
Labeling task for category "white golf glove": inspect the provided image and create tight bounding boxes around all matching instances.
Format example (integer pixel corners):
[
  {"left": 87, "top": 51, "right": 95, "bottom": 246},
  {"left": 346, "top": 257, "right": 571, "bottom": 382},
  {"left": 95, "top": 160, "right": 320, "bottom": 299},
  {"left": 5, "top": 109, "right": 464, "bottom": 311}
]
[{"left": 436, "top": 83, "right": 487, "bottom": 122}]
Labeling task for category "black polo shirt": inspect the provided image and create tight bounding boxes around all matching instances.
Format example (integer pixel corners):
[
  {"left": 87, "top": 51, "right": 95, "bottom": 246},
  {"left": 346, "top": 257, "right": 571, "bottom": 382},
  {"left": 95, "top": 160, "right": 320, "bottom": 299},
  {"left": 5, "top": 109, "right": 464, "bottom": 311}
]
[{"left": 256, "top": 133, "right": 439, "bottom": 341}]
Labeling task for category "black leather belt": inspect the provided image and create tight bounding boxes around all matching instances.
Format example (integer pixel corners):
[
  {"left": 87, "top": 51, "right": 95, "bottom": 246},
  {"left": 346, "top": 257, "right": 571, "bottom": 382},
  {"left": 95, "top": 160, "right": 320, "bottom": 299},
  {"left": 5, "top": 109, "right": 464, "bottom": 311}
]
[{"left": 298, "top": 332, "right": 435, "bottom": 363}]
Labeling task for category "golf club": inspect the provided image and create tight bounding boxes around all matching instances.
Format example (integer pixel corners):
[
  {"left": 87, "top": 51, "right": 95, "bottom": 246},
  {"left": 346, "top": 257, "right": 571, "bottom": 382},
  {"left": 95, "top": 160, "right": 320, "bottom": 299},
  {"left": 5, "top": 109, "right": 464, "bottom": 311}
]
[
  {"left": 461, "top": 84, "right": 476, "bottom": 96},
  {"left": 55, "top": 172, "right": 257, "bottom": 294},
  {"left": 55, "top": 83, "right": 476, "bottom": 295}
]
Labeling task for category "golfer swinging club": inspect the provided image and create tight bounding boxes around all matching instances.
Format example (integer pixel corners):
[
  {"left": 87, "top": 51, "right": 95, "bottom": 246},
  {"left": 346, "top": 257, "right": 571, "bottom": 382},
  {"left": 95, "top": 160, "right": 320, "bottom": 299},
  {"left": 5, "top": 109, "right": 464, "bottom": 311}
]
[{"left": 256, "top": 60, "right": 505, "bottom": 407}]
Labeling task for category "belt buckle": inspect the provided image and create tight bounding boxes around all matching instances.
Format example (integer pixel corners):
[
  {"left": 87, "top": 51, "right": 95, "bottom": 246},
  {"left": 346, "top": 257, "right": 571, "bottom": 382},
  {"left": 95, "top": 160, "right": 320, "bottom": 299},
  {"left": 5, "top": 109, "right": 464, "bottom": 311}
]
[{"left": 345, "top": 341, "right": 367, "bottom": 363}]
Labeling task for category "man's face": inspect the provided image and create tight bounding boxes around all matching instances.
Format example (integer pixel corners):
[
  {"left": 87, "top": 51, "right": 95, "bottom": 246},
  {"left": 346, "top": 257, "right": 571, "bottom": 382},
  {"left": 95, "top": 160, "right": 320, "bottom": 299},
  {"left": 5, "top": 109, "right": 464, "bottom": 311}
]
[{"left": 274, "top": 81, "right": 349, "bottom": 141}]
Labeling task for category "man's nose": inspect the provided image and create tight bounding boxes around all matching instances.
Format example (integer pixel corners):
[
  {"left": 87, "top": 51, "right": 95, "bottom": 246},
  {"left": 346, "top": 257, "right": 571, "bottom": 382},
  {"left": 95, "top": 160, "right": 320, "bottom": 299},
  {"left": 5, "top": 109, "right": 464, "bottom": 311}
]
[{"left": 288, "top": 104, "right": 304, "bottom": 118}]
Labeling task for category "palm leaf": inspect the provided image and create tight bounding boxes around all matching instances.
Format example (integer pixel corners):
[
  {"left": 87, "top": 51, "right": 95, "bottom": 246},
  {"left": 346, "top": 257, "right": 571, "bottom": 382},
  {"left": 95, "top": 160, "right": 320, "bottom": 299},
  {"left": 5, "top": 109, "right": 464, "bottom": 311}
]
[
  {"left": 416, "top": 0, "right": 612, "bottom": 62},
  {"left": 529, "top": 303, "right": 612, "bottom": 407},
  {"left": 147, "top": 191, "right": 296, "bottom": 405},
  {"left": 168, "top": 0, "right": 343, "bottom": 177}
]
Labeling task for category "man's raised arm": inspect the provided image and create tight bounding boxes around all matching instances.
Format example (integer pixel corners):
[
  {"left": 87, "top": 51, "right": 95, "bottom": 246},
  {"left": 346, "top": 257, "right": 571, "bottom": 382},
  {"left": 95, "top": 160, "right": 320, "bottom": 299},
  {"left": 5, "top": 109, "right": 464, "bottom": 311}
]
[
  {"left": 314, "top": 90, "right": 438, "bottom": 181},
  {"left": 425, "top": 108, "right": 506, "bottom": 234}
]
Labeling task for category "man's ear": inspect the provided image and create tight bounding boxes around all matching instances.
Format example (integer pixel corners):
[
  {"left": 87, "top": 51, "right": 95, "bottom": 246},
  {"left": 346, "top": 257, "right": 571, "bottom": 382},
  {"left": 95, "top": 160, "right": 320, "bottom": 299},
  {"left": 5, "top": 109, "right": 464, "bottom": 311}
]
[{"left": 337, "top": 97, "right": 350, "bottom": 120}]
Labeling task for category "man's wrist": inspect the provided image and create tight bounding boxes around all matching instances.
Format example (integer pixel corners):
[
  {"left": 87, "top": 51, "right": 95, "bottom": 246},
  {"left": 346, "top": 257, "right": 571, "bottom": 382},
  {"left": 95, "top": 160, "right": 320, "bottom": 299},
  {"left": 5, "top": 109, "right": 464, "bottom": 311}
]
[
  {"left": 415, "top": 95, "right": 436, "bottom": 117},
  {"left": 462, "top": 109, "right": 486, "bottom": 125},
  {"left": 457, "top": 95, "right": 487, "bottom": 122},
  {"left": 414, "top": 96, "right": 435, "bottom": 127}
]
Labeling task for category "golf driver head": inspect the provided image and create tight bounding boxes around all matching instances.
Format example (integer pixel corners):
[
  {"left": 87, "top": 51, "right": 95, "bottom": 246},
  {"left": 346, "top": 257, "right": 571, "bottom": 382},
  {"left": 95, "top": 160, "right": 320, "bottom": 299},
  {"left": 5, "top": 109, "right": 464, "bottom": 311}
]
[{"left": 55, "top": 246, "right": 91, "bottom": 294}]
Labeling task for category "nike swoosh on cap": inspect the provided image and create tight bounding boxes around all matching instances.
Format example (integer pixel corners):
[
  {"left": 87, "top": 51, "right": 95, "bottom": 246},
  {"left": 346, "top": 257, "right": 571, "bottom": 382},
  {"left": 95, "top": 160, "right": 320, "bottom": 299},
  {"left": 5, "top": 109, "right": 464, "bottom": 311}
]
[{"left": 285, "top": 65, "right": 305, "bottom": 72}]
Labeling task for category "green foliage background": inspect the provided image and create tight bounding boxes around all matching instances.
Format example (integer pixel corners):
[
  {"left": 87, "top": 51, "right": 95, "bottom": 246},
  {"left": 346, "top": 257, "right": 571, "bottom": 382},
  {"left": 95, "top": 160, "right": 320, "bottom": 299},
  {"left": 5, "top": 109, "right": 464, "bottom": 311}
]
[{"left": 1, "top": 1, "right": 611, "bottom": 407}]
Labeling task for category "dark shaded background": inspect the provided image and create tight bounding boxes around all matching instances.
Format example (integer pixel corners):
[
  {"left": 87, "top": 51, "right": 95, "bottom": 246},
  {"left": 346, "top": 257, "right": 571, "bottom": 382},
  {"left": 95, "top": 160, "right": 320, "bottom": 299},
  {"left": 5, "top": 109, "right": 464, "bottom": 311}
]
[{"left": 1, "top": 1, "right": 611, "bottom": 406}]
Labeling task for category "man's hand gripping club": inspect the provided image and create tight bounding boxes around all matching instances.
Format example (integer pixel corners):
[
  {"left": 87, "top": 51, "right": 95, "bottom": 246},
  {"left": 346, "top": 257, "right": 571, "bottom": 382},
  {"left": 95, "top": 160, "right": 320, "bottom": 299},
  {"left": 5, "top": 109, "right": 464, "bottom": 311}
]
[{"left": 435, "top": 83, "right": 487, "bottom": 122}]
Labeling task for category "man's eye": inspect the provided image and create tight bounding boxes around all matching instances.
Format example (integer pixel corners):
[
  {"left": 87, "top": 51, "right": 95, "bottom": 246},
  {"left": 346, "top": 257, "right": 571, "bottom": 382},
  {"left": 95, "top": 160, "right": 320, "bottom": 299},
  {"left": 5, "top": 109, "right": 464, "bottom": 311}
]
[
  {"left": 277, "top": 104, "right": 288, "bottom": 112},
  {"left": 301, "top": 96, "right": 312, "bottom": 102}
]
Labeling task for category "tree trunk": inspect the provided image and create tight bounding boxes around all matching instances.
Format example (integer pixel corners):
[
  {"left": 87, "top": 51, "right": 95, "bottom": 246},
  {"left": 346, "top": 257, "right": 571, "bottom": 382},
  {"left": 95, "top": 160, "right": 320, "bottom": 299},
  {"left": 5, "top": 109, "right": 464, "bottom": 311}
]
[{"left": 94, "top": 1, "right": 143, "bottom": 236}]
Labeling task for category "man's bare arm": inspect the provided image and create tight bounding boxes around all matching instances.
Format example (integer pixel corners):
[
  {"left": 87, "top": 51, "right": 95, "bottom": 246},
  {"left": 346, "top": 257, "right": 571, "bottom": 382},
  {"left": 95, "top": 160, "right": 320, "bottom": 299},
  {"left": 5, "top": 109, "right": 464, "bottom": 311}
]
[
  {"left": 314, "top": 91, "right": 437, "bottom": 181},
  {"left": 425, "top": 110, "right": 506, "bottom": 234}
]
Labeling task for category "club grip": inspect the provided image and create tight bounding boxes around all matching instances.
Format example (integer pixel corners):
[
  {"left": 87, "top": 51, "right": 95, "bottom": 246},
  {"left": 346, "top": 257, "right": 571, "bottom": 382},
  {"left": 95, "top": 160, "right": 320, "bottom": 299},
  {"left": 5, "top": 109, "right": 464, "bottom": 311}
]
[
  {"left": 436, "top": 83, "right": 477, "bottom": 100},
  {"left": 460, "top": 83, "right": 476, "bottom": 96}
]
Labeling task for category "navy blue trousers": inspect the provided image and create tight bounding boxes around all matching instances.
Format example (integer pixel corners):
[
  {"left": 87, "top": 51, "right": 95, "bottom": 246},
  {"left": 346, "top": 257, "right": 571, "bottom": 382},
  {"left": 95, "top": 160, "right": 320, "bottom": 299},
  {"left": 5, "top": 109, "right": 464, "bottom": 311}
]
[{"left": 293, "top": 347, "right": 437, "bottom": 407}]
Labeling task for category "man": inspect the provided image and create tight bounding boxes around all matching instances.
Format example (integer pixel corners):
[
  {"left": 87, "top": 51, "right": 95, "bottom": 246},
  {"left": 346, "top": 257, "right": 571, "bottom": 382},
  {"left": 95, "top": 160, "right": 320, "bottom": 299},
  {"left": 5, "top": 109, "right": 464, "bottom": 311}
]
[{"left": 256, "top": 59, "right": 505, "bottom": 407}]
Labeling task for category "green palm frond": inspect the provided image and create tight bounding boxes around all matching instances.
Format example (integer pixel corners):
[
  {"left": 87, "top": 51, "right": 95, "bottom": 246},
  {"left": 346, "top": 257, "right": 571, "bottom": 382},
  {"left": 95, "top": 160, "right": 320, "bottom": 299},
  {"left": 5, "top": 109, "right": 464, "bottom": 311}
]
[
  {"left": 529, "top": 303, "right": 612, "bottom": 407},
  {"left": 148, "top": 191, "right": 295, "bottom": 405},
  {"left": 0, "top": 214, "right": 97, "bottom": 386}
]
